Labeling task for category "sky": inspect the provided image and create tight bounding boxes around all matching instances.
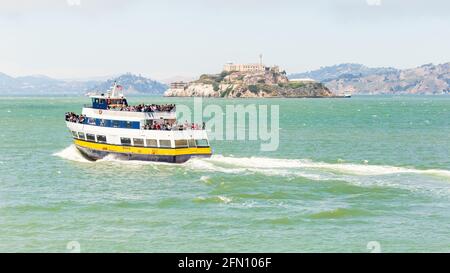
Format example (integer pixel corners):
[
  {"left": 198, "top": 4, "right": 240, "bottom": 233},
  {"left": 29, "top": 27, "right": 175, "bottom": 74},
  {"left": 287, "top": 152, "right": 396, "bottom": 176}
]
[{"left": 1, "top": 0, "right": 449, "bottom": 80}]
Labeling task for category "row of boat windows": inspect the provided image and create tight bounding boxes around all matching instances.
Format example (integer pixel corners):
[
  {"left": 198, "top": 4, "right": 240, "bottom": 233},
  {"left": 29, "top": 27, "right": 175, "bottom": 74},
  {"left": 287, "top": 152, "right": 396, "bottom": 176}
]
[
  {"left": 72, "top": 131, "right": 209, "bottom": 148},
  {"left": 85, "top": 118, "right": 140, "bottom": 129}
]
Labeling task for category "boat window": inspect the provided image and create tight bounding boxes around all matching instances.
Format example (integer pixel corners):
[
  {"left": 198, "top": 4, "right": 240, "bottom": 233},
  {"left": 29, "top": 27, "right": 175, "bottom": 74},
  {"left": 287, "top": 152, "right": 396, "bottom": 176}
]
[
  {"left": 97, "top": 135, "right": 107, "bottom": 143},
  {"left": 133, "top": 138, "right": 144, "bottom": 147},
  {"left": 112, "top": 120, "right": 120, "bottom": 128},
  {"left": 145, "top": 139, "right": 158, "bottom": 147},
  {"left": 71, "top": 131, "right": 78, "bottom": 138},
  {"left": 99, "top": 119, "right": 106, "bottom": 126},
  {"left": 159, "top": 139, "right": 172, "bottom": 148},
  {"left": 125, "top": 121, "right": 134, "bottom": 129},
  {"left": 86, "top": 134, "right": 95, "bottom": 141},
  {"left": 88, "top": 118, "right": 96, "bottom": 125},
  {"left": 175, "top": 139, "right": 188, "bottom": 148},
  {"left": 120, "top": 137, "right": 131, "bottom": 146},
  {"left": 78, "top": 132, "right": 85, "bottom": 139},
  {"left": 195, "top": 139, "right": 209, "bottom": 147},
  {"left": 188, "top": 139, "right": 196, "bottom": 147}
]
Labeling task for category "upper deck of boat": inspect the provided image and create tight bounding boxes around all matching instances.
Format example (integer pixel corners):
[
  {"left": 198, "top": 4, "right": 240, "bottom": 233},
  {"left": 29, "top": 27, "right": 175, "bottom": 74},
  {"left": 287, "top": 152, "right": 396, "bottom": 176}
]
[
  {"left": 82, "top": 106, "right": 177, "bottom": 121},
  {"left": 84, "top": 86, "right": 176, "bottom": 120}
]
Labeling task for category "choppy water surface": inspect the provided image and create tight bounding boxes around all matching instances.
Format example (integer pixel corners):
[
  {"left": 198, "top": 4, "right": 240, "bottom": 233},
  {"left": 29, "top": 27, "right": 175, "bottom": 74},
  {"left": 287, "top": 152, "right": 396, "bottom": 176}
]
[{"left": 0, "top": 96, "right": 449, "bottom": 252}]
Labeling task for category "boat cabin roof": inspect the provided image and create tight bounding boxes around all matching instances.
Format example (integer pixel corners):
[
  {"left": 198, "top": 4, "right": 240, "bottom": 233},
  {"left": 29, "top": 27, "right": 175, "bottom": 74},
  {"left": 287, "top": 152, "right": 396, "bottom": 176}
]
[
  {"left": 89, "top": 96, "right": 128, "bottom": 110},
  {"left": 90, "top": 94, "right": 126, "bottom": 99},
  {"left": 86, "top": 82, "right": 176, "bottom": 114}
]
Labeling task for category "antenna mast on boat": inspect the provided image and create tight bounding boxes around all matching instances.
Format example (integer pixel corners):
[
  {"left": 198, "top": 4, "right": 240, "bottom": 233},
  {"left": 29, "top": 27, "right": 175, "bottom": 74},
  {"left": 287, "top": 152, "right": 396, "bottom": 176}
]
[{"left": 110, "top": 81, "right": 123, "bottom": 98}]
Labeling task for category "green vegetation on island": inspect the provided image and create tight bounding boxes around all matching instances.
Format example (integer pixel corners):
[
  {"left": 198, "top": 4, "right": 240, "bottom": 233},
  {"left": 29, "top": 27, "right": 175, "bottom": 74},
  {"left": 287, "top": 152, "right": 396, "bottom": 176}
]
[{"left": 165, "top": 67, "right": 333, "bottom": 98}]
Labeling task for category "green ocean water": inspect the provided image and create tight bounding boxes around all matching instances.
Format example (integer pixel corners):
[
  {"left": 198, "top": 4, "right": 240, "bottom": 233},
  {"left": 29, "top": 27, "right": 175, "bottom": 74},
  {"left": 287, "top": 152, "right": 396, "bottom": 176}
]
[{"left": 0, "top": 95, "right": 449, "bottom": 252}]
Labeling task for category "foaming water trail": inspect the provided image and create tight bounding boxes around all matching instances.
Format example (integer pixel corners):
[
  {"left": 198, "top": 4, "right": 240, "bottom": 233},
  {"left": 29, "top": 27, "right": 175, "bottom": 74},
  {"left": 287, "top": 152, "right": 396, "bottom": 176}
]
[
  {"left": 54, "top": 146, "right": 450, "bottom": 180},
  {"left": 53, "top": 145, "right": 91, "bottom": 163},
  {"left": 200, "top": 175, "right": 211, "bottom": 183},
  {"left": 301, "top": 160, "right": 450, "bottom": 177},
  {"left": 200, "top": 155, "right": 450, "bottom": 179},
  {"left": 54, "top": 145, "right": 175, "bottom": 167},
  {"left": 186, "top": 155, "right": 450, "bottom": 196},
  {"left": 183, "top": 158, "right": 247, "bottom": 174},
  {"left": 194, "top": 195, "right": 232, "bottom": 204}
]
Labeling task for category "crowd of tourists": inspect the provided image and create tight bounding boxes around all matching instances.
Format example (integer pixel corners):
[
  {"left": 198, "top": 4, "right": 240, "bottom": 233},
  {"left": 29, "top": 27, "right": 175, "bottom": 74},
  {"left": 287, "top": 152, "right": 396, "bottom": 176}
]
[
  {"left": 144, "top": 121, "right": 206, "bottom": 131},
  {"left": 108, "top": 103, "right": 176, "bottom": 112},
  {"left": 65, "top": 112, "right": 86, "bottom": 123}
]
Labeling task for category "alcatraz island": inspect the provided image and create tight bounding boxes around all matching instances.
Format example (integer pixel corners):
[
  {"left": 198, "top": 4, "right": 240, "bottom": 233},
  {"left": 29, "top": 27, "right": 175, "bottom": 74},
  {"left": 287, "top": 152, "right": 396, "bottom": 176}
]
[{"left": 164, "top": 55, "right": 337, "bottom": 98}]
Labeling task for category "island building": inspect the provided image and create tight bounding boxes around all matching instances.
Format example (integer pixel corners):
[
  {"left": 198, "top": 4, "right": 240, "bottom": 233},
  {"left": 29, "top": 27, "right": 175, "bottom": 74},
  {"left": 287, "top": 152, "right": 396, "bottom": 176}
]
[
  {"left": 168, "top": 55, "right": 285, "bottom": 91},
  {"left": 169, "top": 81, "right": 188, "bottom": 90},
  {"left": 223, "top": 54, "right": 281, "bottom": 73},
  {"left": 223, "top": 63, "right": 265, "bottom": 72}
]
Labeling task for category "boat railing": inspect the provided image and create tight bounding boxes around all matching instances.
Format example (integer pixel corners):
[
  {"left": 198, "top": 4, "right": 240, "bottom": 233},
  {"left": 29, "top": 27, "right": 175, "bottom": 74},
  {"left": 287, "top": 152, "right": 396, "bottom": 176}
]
[
  {"left": 142, "top": 127, "right": 205, "bottom": 131},
  {"left": 82, "top": 104, "right": 176, "bottom": 114},
  {"left": 107, "top": 108, "right": 176, "bottom": 114},
  {"left": 65, "top": 118, "right": 206, "bottom": 132}
]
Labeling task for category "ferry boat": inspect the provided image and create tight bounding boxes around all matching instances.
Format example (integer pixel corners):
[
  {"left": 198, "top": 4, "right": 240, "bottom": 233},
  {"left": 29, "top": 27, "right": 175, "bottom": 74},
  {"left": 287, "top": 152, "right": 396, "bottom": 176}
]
[{"left": 65, "top": 83, "right": 212, "bottom": 163}]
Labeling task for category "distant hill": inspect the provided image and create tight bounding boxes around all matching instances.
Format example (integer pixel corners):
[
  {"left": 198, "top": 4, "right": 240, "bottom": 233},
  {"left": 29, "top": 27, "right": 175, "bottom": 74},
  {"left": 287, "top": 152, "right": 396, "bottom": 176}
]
[
  {"left": 0, "top": 72, "right": 167, "bottom": 95},
  {"left": 289, "top": 63, "right": 398, "bottom": 82},
  {"left": 0, "top": 73, "right": 98, "bottom": 95},
  {"left": 2, "top": 64, "right": 449, "bottom": 95},
  {"left": 91, "top": 73, "right": 168, "bottom": 95},
  {"left": 289, "top": 63, "right": 450, "bottom": 94}
]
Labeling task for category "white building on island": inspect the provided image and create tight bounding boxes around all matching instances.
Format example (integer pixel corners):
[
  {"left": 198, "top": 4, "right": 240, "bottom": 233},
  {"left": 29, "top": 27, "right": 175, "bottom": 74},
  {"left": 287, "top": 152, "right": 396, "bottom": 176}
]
[
  {"left": 223, "top": 62, "right": 265, "bottom": 73},
  {"left": 169, "top": 82, "right": 188, "bottom": 90},
  {"left": 223, "top": 54, "right": 281, "bottom": 73}
]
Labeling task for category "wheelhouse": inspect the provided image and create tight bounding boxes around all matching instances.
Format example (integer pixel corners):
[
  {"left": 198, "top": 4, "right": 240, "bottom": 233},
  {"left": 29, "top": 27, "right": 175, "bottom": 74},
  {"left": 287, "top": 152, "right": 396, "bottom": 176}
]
[{"left": 90, "top": 96, "right": 128, "bottom": 110}]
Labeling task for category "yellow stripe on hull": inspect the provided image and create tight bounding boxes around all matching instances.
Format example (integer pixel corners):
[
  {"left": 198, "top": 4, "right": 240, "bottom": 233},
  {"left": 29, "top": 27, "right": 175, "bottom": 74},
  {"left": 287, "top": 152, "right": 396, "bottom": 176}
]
[{"left": 74, "top": 139, "right": 212, "bottom": 156}]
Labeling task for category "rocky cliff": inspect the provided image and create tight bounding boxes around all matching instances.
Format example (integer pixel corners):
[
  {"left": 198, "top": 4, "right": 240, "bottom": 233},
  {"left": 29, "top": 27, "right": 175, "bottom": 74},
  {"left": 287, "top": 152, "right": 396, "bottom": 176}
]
[{"left": 164, "top": 70, "right": 332, "bottom": 98}]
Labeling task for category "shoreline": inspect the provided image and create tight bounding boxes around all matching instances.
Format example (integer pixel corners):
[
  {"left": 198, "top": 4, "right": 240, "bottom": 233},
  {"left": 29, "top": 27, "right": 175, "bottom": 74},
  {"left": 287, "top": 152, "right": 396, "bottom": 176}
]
[{"left": 163, "top": 95, "right": 352, "bottom": 99}]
